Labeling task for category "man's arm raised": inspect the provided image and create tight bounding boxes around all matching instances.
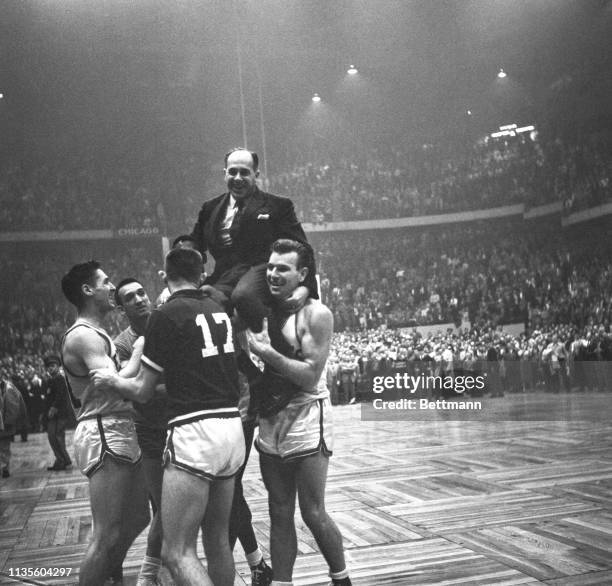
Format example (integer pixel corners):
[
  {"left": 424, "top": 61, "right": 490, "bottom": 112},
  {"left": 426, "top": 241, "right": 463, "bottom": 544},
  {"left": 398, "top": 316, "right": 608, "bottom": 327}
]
[{"left": 247, "top": 303, "right": 333, "bottom": 390}]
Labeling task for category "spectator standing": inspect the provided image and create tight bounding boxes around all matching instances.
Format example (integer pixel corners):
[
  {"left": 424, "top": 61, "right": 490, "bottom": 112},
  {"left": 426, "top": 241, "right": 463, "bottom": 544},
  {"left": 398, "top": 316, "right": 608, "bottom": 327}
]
[{"left": 43, "top": 354, "right": 73, "bottom": 471}]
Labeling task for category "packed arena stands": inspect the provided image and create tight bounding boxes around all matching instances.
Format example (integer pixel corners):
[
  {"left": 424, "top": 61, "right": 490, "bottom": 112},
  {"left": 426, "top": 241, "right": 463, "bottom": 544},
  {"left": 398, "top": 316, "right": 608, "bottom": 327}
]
[
  {"left": 2, "top": 125, "right": 611, "bottom": 424},
  {"left": 2, "top": 130, "right": 611, "bottom": 233},
  {"left": 311, "top": 220, "right": 612, "bottom": 332},
  {"left": 278, "top": 130, "right": 612, "bottom": 222},
  {"left": 1, "top": 214, "right": 610, "bottom": 413}
]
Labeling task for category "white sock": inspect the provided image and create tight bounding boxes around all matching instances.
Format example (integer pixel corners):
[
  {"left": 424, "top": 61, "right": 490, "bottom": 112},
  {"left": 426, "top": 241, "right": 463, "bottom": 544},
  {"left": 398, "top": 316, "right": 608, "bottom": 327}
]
[
  {"left": 330, "top": 568, "right": 349, "bottom": 580},
  {"left": 138, "top": 555, "right": 161, "bottom": 579},
  {"left": 246, "top": 547, "right": 264, "bottom": 567}
]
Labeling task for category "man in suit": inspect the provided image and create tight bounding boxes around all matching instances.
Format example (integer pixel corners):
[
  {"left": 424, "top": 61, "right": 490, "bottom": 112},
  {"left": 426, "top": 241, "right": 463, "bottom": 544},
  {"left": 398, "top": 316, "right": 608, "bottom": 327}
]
[
  {"left": 43, "top": 354, "right": 73, "bottom": 471},
  {"left": 191, "top": 148, "right": 318, "bottom": 332}
]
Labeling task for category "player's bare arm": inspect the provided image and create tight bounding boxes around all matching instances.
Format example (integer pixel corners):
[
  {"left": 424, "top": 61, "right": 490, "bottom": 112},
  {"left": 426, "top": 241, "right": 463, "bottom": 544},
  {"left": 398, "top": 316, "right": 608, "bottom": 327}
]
[
  {"left": 118, "top": 336, "right": 145, "bottom": 377},
  {"left": 118, "top": 344, "right": 167, "bottom": 399},
  {"left": 247, "top": 301, "right": 333, "bottom": 389},
  {"left": 282, "top": 285, "right": 309, "bottom": 313},
  {"left": 63, "top": 328, "right": 117, "bottom": 378},
  {"left": 90, "top": 363, "right": 160, "bottom": 404}
]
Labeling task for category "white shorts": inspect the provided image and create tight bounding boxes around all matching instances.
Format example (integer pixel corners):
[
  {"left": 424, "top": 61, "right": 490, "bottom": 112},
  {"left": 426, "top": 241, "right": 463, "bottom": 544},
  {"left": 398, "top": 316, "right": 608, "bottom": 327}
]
[
  {"left": 73, "top": 415, "right": 141, "bottom": 478},
  {"left": 164, "top": 409, "right": 245, "bottom": 480},
  {"left": 256, "top": 398, "right": 333, "bottom": 462}
]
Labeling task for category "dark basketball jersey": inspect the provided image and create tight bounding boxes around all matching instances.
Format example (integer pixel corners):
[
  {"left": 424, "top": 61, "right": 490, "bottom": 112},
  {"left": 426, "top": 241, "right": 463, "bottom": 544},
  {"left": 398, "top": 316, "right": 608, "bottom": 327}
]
[
  {"left": 114, "top": 326, "right": 167, "bottom": 430},
  {"left": 141, "top": 289, "right": 240, "bottom": 419},
  {"left": 250, "top": 310, "right": 303, "bottom": 417}
]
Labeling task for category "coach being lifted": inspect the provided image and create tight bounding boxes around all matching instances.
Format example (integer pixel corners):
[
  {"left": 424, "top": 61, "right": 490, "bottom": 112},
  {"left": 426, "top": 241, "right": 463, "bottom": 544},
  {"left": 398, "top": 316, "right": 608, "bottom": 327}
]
[{"left": 190, "top": 148, "right": 318, "bottom": 332}]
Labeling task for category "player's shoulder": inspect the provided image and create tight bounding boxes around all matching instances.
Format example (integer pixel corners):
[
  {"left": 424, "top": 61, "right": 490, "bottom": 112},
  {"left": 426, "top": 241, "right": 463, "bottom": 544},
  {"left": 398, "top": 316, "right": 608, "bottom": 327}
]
[
  {"left": 301, "top": 299, "right": 333, "bottom": 325},
  {"left": 65, "top": 323, "right": 105, "bottom": 344},
  {"left": 144, "top": 306, "right": 177, "bottom": 339},
  {"left": 151, "top": 300, "right": 176, "bottom": 320},
  {"left": 113, "top": 326, "right": 130, "bottom": 343},
  {"left": 113, "top": 326, "right": 137, "bottom": 350},
  {"left": 155, "top": 290, "right": 215, "bottom": 318},
  {"left": 64, "top": 323, "right": 109, "bottom": 356}
]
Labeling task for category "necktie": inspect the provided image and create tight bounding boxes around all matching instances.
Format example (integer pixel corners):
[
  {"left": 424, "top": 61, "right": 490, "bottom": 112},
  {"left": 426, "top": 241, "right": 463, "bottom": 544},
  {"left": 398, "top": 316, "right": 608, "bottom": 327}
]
[{"left": 232, "top": 199, "right": 245, "bottom": 228}]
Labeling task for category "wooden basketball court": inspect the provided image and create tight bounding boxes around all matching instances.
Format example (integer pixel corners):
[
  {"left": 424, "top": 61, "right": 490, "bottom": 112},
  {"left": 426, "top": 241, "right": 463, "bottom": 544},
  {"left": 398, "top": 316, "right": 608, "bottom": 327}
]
[{"left": 1, "top": 391, "right": 612, "bottom": 585}]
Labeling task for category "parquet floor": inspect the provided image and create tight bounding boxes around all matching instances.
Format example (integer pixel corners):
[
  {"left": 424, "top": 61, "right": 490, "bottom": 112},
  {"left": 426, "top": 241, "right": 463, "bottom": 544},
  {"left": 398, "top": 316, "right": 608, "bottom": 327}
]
[{"left": 1, "top": 391, "right": 612, "bottom": 585}]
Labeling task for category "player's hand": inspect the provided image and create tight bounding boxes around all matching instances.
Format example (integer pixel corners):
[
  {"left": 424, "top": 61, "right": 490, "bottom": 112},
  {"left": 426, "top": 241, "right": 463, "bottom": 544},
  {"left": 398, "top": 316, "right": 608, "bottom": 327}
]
[
  {"left": 200, "top": 285, "right": 229, "bottom": 307},
  {"left": 89, "top": 368, "right": 118, "bottom": 390},
  {"left": 132, "top": 336, "right": 145, "bottom": 357},
  {"left": 281, "top": 285, "right": 309, "bottom": 314},
  {"left": 247, "top": 318, "right": 272, "bottom": 357},
  {"left": 48, "top": 406, "right": 58, "bottom": 419}
]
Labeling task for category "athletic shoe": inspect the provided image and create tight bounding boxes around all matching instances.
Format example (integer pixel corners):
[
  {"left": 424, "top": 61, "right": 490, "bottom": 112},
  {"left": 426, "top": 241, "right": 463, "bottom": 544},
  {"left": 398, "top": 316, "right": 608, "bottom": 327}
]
[
  {"left": 47, "top": 463, "right": 67, "bottom": 471},
  {"left": 330, "top": 578, "right": 352, "bottom": 586},
  {"left": 251, "top": 559, "right": 273, "bottom": 586}
]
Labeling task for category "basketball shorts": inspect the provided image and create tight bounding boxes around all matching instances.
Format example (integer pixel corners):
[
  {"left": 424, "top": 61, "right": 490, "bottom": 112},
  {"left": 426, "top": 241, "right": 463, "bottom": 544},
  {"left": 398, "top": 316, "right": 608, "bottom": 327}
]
[
  {"left": 73, "top": 415, "right": 141, "bottom": 478},
  {"left": 164, "top": 408, "right": 245, "bottom": 481},
  {"left": 256, "top": 398, "right": 333, "bottom": 462}
]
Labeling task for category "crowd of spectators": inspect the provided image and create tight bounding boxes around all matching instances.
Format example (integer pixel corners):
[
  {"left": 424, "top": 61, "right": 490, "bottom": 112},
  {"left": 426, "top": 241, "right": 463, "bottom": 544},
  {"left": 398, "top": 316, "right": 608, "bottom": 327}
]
[
  {"left": 327, "top": 322, "right": 612, "bottom": 405},
  {"left": 1, "top": 128, "right": 611, "bottom": 417},
  {"left": 1, "top": 218, "right": 611, "bottom": 412},
  {"left": 272, "top": 130, "right": 612, "bottom": 222},
  {"left": 0, "top": 153, "right": 183, "bottom": 232},
  {"left": 0, "top": 244, "right": 160, "bottom": 357},
  {"left": 312, "top": 221, "right": 612, "bottom": 334},
  {"left": 1, "top": 130, "right": 611, "bottom": 233}
]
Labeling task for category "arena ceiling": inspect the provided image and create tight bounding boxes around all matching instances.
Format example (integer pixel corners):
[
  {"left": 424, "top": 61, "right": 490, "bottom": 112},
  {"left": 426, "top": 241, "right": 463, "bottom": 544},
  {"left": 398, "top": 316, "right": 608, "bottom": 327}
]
[{"left": 1, "top": 0, "right": 611, "bottom": 162}]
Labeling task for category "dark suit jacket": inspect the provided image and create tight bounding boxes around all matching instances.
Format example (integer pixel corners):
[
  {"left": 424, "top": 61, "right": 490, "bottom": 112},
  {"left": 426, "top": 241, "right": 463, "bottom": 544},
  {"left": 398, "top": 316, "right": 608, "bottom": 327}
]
[
  {"left": 44, "top": 373, "right": 72, "bottom": 419},
  {"left": 191, "top": 187, "right": 318, "bottom": 297}
]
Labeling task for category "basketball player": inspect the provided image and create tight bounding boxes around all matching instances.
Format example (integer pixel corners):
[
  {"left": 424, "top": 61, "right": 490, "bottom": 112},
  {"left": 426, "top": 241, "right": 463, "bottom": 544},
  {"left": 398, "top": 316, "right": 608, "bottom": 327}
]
[
  {"left": 157, "top": 238, "right": 273, "bottom": 585},
  {"left": 113, "top": 278, "right": 167, "bottom": 586},
  {"left": 155, "top": 234, "right": 208, "bottom": 307},
  {"left": 60, "top": 261, "right": 149, "bottom": 586},
  {"left": 91, "top": 248, "right": 244, "bottom": 586},
  {"left": 247, "top": 239, "right": 352, "bottom": 586}
]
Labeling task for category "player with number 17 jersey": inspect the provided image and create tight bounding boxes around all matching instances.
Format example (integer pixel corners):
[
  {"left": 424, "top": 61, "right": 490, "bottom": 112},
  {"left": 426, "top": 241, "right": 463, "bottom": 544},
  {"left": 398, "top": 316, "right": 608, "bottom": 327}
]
[{"left": 142, "top": 289, "right": 240, "bottom": 420}]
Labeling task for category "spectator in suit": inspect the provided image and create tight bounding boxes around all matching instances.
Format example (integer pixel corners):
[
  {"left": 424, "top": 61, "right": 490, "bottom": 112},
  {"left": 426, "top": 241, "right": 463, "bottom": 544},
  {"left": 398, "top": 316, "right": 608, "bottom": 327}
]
[{"left": 43, "top": 354, "right": 73, "bottom": 471}]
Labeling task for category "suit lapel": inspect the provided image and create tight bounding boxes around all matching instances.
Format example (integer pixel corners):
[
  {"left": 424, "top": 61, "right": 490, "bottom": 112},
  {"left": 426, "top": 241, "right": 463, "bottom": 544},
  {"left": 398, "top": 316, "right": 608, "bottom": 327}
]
[
  {"left": 206, "top": 194, "right": 230, "bottom": 245},
  {"left": 243, "top": 188, "right": 264, "bottom": 222}
]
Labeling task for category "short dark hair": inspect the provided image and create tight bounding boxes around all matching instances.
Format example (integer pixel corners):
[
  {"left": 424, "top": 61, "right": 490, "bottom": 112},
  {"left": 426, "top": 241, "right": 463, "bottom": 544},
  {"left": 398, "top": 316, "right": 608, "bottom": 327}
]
[
  {"left": 224, "top": 147, "right": 259, "bottom": 172},
  {"left": 271, "top": 239, "right": 312, "bottom": 271},
  {"left": 61, "top": 260, "right": 101, "bottom": 309},
  {"left": 171, "top": 234, "right": 197, "bottom": 249},
  {"left": 165, "top": 248, "right": 203, "bottom": 285},
  {"left": 114, "top": 277, "right": 143, "bottom": 306},
  {"left": 170, "top": 235, "right": 206, "bottom": 263}
]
